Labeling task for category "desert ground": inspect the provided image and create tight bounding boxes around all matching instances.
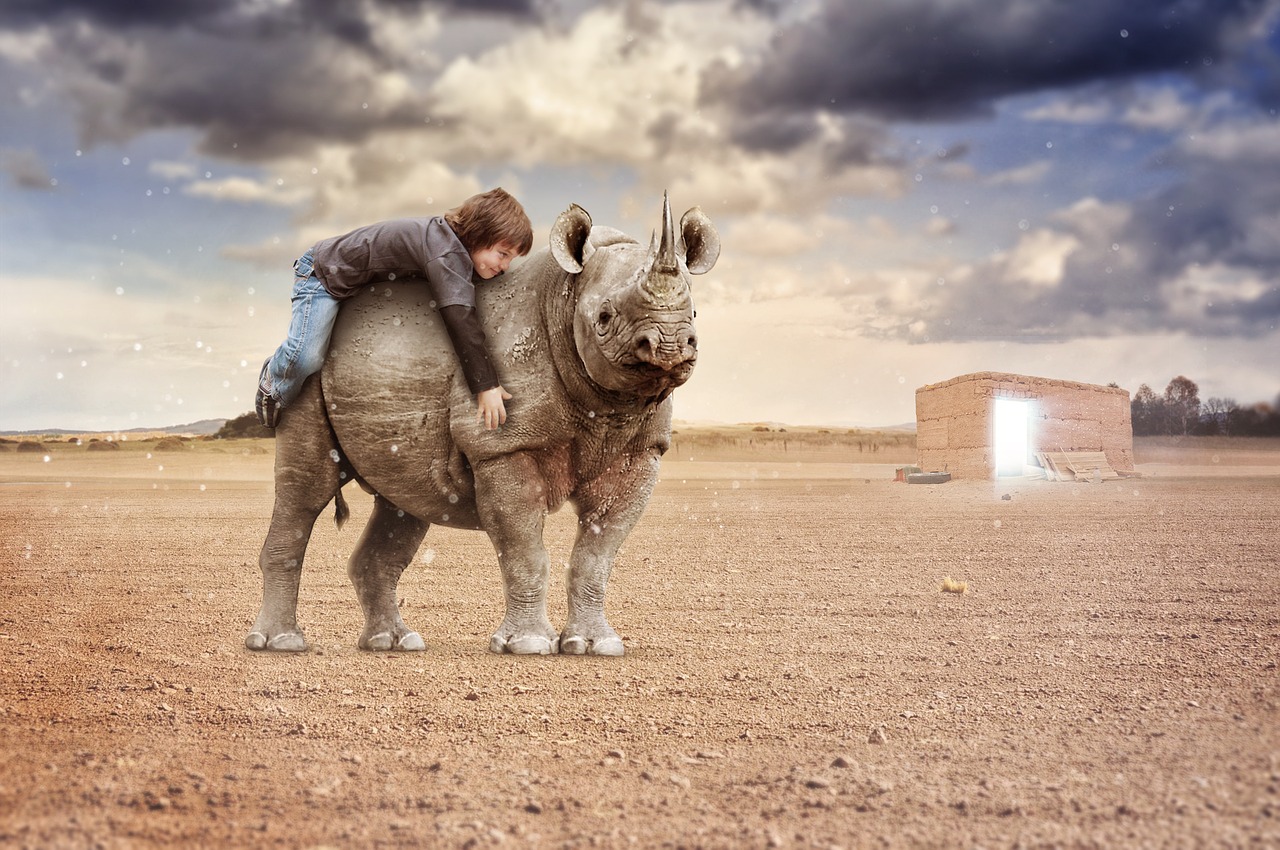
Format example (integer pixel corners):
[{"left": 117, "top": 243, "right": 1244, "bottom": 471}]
[{"left": 1, "top": 427, "right": 1277, "bottom": 849}]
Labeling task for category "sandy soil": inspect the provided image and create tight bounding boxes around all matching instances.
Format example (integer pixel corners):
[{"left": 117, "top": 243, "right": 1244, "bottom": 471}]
[{"left": 1, "top": 434, "right": 1277, "bottom": 849}]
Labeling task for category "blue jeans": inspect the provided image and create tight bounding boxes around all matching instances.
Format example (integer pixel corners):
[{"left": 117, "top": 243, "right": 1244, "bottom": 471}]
[{"left": 262, "top": 251, "right": 342, "bottom": 408}]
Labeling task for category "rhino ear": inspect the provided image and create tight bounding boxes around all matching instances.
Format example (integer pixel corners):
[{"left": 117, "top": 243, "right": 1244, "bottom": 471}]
[
  {"left": 680, "top": 207, "right": 720, "bottom": 275},
  {"left": 550, "top": 204, "right": 593, "bottom": 274}
]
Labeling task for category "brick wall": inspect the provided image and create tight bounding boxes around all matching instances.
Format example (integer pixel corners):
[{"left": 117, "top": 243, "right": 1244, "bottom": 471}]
[{"left": 914, "top": 372, "right": 1134, "bottom": 479}]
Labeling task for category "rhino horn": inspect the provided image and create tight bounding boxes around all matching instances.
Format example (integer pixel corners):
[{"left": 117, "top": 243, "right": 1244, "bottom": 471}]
[
  {"left": 656, "top": 192, "right": 678, "bottom": 274},
  {"left": 642, "top": 193, "right": 682, "bottom": 302}
]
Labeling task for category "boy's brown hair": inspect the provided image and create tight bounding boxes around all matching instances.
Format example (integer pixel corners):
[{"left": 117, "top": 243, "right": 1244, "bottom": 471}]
[{"left": 445, "top": 188, "right": 534, "bottom": 256}]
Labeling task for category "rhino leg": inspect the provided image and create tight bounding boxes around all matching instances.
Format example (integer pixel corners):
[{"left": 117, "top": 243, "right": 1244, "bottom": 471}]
[
  {"left": 559, "top": 520, "right": 627, "bottom": 656},
  {"left": 246, "top": 377, "right": 343, "bottom": 652},
  {"left": 473, "top": 454, "right": 560, "bottom": 655},
  {"left": 348, "top": 495, "right": 429, "bottom": 651},
  {"left": 561, "top": 453, "right": 661, "bottom": 656}
]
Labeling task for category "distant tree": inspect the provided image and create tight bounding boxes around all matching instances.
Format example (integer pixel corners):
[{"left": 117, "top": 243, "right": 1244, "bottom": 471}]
[
  {"left": 1133, "top": 380, "right": 1279, "bottom": 437},
  {"left": 1228, "top": 403, "right": 1262, "bottom": 436},
  {"left": 1131, "top": 383, "right": 1166, "bottom": 435},
  {"left": 1201, "top": 397, "right": 1236, "bottom": 435},
  {"left": 1256, "top": 400, "right": 1280, "bottom": 437},
  {"left": 214, "top": 412, "right": 274, "bottom": 440},
  {"left": 1164, "top": 375, "right": 1201, "bottom": 436}
]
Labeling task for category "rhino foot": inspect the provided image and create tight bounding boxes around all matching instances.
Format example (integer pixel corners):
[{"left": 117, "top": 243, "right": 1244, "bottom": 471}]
[
  {"left": 489, "top": 631, "right": 559, "bottom": 655},
  {"left": 360, "top": 629, "right": 426, "bottom": 652},
  {"left": 245, "top": 629, "right": 307, "bottom": 652},
  {"left": 488, "top": 612, "right": 560, "bottom": 655},
  {"left": 560, "top": 634, "right": 625, "bottom": 656}
]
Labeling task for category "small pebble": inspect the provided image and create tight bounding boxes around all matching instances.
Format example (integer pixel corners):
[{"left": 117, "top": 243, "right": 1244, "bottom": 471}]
[{"left": 868, "top": 726, "right": 887, "bottom": 745}]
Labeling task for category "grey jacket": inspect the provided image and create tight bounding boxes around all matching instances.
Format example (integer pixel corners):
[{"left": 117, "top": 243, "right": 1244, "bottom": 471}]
[{"left": 310, "top": 216, "right": 499, "bottom": 394}]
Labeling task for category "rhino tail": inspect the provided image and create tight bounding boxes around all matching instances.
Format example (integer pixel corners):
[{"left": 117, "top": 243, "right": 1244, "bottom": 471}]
[{"left": 334, "top": 487, "right": 350, "bottom": 530}]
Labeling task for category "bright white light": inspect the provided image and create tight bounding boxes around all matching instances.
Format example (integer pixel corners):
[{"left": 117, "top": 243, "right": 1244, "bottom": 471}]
[{"left": 994, "top": 399, "right": 1030, "bottom": 477}]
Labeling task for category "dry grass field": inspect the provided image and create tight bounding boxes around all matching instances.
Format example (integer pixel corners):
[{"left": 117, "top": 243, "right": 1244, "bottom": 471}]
[{"left": 1, "top": 429, "right": 1277, "bottom": 849}]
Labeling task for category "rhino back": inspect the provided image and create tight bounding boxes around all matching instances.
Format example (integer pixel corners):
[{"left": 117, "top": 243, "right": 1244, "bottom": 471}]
[{"left": 321, "top": 252, "right": 571, "bottom": 525}]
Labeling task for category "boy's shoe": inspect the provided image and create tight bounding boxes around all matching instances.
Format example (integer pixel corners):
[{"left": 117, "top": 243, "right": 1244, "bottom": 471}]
[{"left": 255, "top": 360, "right": 280, "bottom": 428}]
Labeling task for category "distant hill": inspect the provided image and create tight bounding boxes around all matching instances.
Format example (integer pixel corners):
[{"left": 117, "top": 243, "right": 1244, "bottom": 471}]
[
  {"left": 157, "top": 418, "right": 227, "bottom": 435},
  {"left": 0, "top": 418, "right": 227, "bottom": 437}
]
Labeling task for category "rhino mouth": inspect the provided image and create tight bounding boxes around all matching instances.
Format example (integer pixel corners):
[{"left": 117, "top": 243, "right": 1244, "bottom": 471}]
[{"left": 623, "top": 358, "right": 695, "bottom": 396}]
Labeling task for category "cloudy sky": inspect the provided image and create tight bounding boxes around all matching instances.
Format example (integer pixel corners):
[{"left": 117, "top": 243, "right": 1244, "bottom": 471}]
[{"left": 2, "top": 0, "right": 1277, "bottom": 431}]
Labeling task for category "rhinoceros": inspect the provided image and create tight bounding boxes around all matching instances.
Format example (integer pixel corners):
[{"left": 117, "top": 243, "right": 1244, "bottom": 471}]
[{"left": 246, "top": 196, "right": 719, "bottom": 655}]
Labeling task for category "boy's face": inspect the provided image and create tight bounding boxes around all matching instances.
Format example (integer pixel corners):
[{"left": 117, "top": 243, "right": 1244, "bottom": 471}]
[{"left": 470, "top": 242, "right": 518, "bottom": 280}]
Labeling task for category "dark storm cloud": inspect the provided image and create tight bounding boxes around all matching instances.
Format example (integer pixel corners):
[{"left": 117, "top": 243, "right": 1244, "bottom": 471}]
[
  {"left": 40, "top": 24, "right": 431, "bottom": 158},
  {"left": 729, "top": 112, "right": 823, "bottom": 152},
  {"left": 0, "top": 0, "right": 538, "bottom": 50},
  {"left": 720, "top": 109, "right": 901, "bottom": 176},
  {"left": 0, "top": 0, "right": 536, "bottom": 31},
  {"left": 705, "top": 0, "right": 1277, "bottom": 125},
  {"left": 0, "top": 0, "right": 538, "bottom": 158},
  {"left": 0, "top": 0, "right": 235, "bottom": 28}
]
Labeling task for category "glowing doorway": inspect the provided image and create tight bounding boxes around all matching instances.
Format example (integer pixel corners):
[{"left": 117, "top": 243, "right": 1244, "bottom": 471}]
[{"left": 994, "top": 399, "right": 1030, "bottom": 477}]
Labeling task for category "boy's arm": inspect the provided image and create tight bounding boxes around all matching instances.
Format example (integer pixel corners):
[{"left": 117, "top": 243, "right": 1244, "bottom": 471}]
[
  {"left": 440, "top": 305, "right": 508, "bottom": 430},
  {"left": 438, "top": 304, "right": 500, "bottom": 394},
  {"left": 425, "top": 248, "right": 508, "bottom": 427}
]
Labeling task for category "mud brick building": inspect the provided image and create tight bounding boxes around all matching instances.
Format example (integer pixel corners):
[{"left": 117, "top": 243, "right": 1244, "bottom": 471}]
[{"left": 914, "top": 372, "right": 1134, "bottom": 480}]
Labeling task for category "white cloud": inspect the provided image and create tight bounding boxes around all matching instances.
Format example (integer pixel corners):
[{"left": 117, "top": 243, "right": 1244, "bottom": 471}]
[
  {"left": 0, "top": 27, "right": 52, "bottom": 63},
  {"left": 149, "top": 160, "right": 197, "bottom": 180},
  {"left": 1161, "top": 263, "right": 1272, "bottom": 323},
  {"left": 997, "top": 228, "right": 1079, "bottom": 288},
  {"left": 1121, "top": 85, "right": 1196, "bottom": 131},
  {"left": 428, "top": 5, "right": 727, "bottom": 166},
  {"left": 420, "top": 3, "right": 903, "bottom": 216},
  {"left": 924, "top": 216, "right": 956, "bottom": 237},
  {"left": 184, "top": 175, "right": 310, "bottom": 206},
  {"left": 1051, "top": 196, "right": 1132, "bottom": 241},
  {"left": 1180, "top": 118, "right": 1280, "bottom": 161},
  {"left": 722, "top": 212, "right": 851, "bottom": 259},
  {"left": 1023, "top": 99, "right": 1112, "bottom": 125},
  {"left": 986, "top": 159, "right": 1051, "bottom": 186}
]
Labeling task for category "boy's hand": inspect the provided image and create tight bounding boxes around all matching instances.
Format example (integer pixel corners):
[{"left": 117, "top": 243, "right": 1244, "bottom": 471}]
[{"left": 477, "top": 386, "right": 512, "bottom": 430}]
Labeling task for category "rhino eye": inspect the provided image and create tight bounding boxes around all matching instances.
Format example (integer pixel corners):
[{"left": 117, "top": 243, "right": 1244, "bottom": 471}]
[{"left": 597, "top": 310, "right": 612, "bottom": 330}]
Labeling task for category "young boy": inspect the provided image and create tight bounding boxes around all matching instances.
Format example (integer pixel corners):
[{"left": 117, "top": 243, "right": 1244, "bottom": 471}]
[{"left": 255, "top": 188, "right": 533, "bottom": 431}]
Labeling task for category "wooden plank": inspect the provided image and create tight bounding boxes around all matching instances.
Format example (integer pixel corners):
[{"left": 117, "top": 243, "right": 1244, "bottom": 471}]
[{"left": 1038, "top": 450, "right": 1120, "bottom": 482}]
